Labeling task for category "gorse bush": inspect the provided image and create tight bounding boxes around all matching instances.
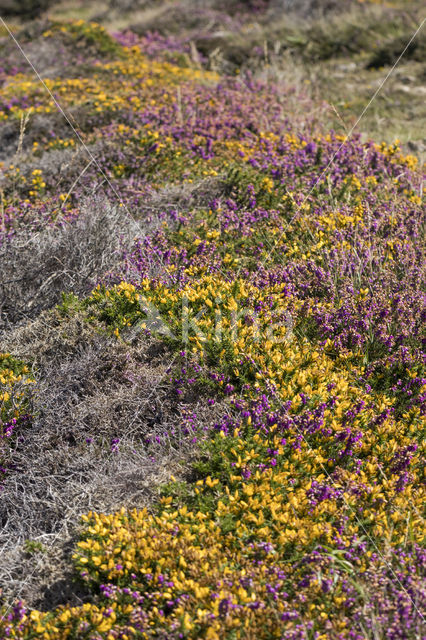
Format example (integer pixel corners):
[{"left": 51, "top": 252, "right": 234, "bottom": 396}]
[{"left": 0, "top": 8, "right": 424, "bottom": 640}]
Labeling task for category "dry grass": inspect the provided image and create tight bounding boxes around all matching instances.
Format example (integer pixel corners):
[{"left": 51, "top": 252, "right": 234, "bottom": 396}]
[{"left": 0, "top": 199, "right": 138, "bottom": 329}]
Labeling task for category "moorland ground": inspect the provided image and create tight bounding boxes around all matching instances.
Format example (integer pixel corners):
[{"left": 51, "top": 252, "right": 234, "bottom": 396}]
[{"left": 0, "top": 1, "right": 424, "bottom": 638}]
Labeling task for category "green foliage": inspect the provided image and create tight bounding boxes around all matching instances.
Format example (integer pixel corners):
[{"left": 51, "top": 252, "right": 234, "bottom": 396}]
[
  {"left": 46, "top": 20, "right": 125, "bottom": 58},
  {"left": 24, "top": 539, "right": 47, "bottom": 555}
]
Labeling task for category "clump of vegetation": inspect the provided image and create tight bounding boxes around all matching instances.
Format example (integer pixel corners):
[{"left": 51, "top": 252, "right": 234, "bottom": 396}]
[{"left": 0, "top": 2, "right": 424, "bottom": 638}]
